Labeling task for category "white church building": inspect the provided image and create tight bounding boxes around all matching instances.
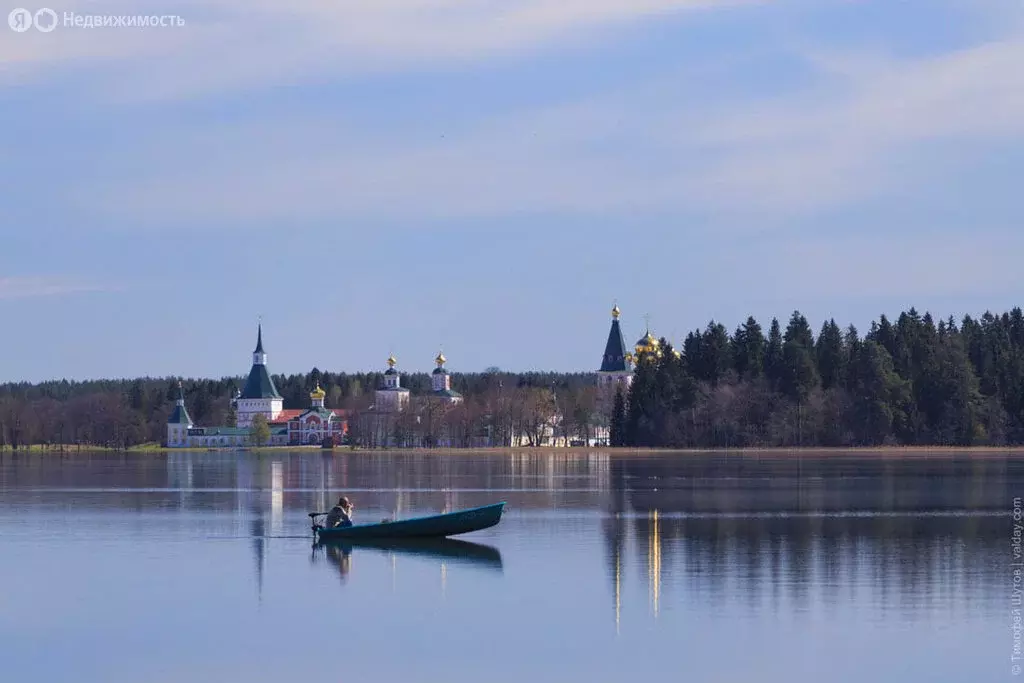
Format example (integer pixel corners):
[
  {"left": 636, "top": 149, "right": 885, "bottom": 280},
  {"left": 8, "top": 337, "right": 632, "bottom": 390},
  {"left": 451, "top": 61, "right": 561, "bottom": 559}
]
[{"left": 167, "top": 325, "right": 348, "bottom": 448}]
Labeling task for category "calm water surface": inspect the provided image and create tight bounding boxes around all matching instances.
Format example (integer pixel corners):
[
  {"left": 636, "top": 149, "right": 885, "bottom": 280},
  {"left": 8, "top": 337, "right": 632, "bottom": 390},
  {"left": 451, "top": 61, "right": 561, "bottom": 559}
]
[{"left": 1, "top": 450, "right": 1019, "bottom": 682}]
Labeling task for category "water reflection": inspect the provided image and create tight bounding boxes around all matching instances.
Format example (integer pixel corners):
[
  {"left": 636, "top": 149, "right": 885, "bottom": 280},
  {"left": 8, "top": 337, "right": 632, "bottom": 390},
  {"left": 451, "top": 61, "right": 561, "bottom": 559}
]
[
  {"left": 251, "top": 503, "right": 266, "bottom": 600},
  {"left": 312, "top": 537, "right": 504, "bottom": 576},
  {"left": 316, "top": 542, "right": 353, "bottom": 585},
  {"left": 604, "top": 509, "right": 1005, "bottom": 628},
  {"left": 602, "top": 514, "right": 625, "bottom": 634},
  {"left": 648, "top": 510, "right": 661, "bottom": 618},
  {"left": 310, "top": 537, "right": 503, "bottom": 598},
  {"left": 612, "top": 452, "right": 1015, "bottom": 513},
  {"left": 1, "top": 449, "right": 1018, "bottom": 682},
  {"left": 270, "top": 461, "right": 283, "bottom": 536}
]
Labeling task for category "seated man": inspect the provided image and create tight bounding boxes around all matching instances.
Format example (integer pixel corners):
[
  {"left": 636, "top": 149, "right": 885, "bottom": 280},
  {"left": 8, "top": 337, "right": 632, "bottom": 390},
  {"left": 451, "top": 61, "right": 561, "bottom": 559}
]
[{"left": 324, "top": 496, "right": 354, "bottom": 528}]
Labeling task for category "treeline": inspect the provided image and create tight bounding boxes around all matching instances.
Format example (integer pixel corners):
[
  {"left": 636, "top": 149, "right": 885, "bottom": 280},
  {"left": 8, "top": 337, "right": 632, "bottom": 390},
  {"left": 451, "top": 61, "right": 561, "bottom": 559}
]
[
  {"left": 3, "top": 306, "right": 1023, "bottom": 450},
  {"left": 612, "top": 307, "right": 1024, "bottom": 447},
  {"left": 0, "top": 370, "right": 595, "bottom": 449}
]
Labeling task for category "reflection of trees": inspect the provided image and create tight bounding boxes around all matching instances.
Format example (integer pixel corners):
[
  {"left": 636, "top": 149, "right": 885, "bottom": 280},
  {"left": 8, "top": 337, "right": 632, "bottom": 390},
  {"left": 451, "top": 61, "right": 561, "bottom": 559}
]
[
  {"left": 612, "top": 453, "right": 1019, "bottom": 513},
  {"left": 602, "top": 514, "right": 626, "bottom": 632},
  {"left": 608, "top": 512, "right": 1005, "bottom": 621}
]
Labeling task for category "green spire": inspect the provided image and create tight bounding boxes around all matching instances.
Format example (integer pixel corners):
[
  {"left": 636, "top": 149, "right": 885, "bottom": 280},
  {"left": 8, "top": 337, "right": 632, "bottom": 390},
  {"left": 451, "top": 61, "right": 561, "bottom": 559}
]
[
  {"left": 168, "top": 381, "right": 193, "bottom": 425},
  {"left": 601, "top": 305, "right": 629, "bottom": 372}
]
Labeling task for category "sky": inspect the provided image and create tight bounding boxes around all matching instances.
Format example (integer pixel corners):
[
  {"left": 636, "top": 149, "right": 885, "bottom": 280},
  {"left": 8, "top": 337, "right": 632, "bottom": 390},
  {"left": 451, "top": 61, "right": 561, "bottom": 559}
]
[{"left": 1, "top": 0, "right": 1022, "bottom": 382}]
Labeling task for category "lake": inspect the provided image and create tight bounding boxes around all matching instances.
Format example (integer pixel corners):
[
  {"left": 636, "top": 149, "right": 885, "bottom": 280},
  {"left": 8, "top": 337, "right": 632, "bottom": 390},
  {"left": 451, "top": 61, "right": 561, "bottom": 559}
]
[{"left": 0, "top": 449, "right": 1018, "bottom": 682}]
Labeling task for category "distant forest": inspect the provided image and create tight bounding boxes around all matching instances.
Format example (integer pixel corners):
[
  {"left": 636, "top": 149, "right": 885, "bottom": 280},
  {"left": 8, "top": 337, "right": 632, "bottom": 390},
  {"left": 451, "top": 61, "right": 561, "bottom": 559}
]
[
  {"left": 613, "top": 307, "right": 1024, "bottom": 448},
  {"left": 2, "top": 306, "right": 1024, "bottom": 449}
]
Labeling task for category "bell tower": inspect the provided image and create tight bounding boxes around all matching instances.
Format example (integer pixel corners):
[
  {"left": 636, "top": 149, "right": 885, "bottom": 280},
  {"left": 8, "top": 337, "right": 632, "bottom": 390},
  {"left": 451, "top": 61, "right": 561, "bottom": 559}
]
[
  {"left": 235, "top": 322, "right": 284, "bottom": 427},
  {"left": 597, "top": 303, "right": 634, "bottom": 419}
]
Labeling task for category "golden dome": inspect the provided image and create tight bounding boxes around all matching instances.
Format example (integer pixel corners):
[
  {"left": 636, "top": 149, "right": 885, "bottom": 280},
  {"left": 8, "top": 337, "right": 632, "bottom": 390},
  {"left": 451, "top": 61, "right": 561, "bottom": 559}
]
[
  {"left": 636, "top": 331, "right": 659, "bottom": 347},
  {"left": 387, "top": 353, "right": 397, "bottom": 368},
  {"left": 435, "top": 351, "right": 447, "bottom": 367},
  {"left": 635, "top": 330, "right": 661, "bottom": 359},
  {"left": 310, "top": 381, "right": 326, "bottom": 400},
  {"left": 611, "top": 304, "right": 621, "bottom": 320}
]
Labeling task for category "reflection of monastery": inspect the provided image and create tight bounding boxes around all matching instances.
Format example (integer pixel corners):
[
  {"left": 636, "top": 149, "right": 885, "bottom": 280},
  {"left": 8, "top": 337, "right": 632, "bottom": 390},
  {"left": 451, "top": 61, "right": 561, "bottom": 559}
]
[{"left": 167, "top": 304, "right": 658, "bottom": 448}]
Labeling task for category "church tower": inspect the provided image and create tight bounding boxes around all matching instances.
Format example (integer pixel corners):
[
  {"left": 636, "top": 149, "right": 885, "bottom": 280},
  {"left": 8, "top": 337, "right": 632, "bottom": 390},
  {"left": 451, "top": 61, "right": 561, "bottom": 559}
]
[
  {"left": 431, "top": 352, "right": 463, "bottom": 404},
  {"left": 597, "top": 304, "right": 634, "bottom": 420},
  {"left": 234, "top": 323, "right": 284, "bottom": 428},
  {"left": 167, "top": 381, "right": 193, "bottom": 447},
  {"left": 599, "top": 304, "right": 634, "bottom": 388},
  {"left": 310, "top": 381, "right": 326, "bottom": 409},
  {"left": 375, "top": 354, "right": 410, "bottom": 413}
]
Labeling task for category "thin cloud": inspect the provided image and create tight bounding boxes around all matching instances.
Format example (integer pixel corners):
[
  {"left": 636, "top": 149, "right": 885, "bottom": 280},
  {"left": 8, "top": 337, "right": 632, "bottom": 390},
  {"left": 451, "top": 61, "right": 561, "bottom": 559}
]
[
  {"left": 1, "top": 0, "right": 753, "bottom": 97},
  {"left": 686, "top": 27, "right": 1024, "bottom": 214},
  {"left": 77, "top": 22, "right": 1024, "bottom": 226},
  {"left": 0, "top": 276, "right": 111, "bottom": 300}
]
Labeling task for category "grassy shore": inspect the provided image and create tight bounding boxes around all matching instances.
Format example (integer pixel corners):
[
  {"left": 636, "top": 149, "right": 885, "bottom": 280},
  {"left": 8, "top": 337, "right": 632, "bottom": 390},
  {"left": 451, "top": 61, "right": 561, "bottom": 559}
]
[{"left": 0, "top": 443, "right": 165, "bottom": 454}]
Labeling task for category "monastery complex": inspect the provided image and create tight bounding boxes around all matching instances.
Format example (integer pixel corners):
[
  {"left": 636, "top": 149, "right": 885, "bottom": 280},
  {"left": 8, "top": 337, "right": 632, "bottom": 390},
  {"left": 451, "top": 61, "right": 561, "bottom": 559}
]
[{"left": 167, "top": 305, "right": 659, "bottom": 448}]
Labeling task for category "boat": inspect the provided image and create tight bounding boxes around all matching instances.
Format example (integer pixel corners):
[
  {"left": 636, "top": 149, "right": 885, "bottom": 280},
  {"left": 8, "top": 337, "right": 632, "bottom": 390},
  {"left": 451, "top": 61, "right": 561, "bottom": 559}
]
[{"left": 310, "top": 501, "right": 505, "bottom": 540}]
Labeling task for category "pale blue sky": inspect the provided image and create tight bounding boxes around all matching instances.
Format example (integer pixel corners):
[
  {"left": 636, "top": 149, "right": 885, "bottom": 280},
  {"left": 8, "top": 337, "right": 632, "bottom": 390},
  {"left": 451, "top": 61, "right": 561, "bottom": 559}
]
[{"left": 1, "top": 0, "right": 1022, "bottom": 382}]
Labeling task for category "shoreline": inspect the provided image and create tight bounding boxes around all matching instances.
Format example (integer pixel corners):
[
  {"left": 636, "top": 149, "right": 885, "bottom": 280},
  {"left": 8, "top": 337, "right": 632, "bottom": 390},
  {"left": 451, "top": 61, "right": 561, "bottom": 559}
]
[{"left": 4, "top": 444, "right": 1024, "bottom": 456}]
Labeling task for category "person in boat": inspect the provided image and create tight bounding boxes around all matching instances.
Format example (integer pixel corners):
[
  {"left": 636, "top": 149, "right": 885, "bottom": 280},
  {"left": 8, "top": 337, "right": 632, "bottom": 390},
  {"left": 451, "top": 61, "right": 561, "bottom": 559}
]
[{"left": 324, "top": 496, "right": 354, "bottom": 528}]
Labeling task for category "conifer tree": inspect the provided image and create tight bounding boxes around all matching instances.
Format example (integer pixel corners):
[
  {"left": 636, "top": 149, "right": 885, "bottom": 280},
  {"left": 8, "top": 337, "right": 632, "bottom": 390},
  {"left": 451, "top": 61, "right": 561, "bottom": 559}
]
[
  {"left": 916, "top": 329, "right": 983, "bottom": 444},
  {"left": 847, "top": 340, "right": 908, "bottom": 444},
  {"left": 700, "top": 322, "right": 732, "bottom": 386},
  {"left": 780, "top": 311, "right": 818, "bottom": 402},
  {"left": 682, "top": 330, "right": 703, "bottom": 378},
  {"left": 733, "top": 316, "right": 765, "bottom": 379},
  {"left": 624, "top": 350, "right": 658, "bottom": 447},
  {"left": 842, "top": 325, "right": 861, "bottom": 389},
  {"left": 873, "top": 314, "right": 896, "bottom": 357},
  {"left": 765, "top": 317, "right": 784, "bottom": 390},
  {"left": 610, "top": 389, "right": 626, "bottom": 447},
  {"left": 816, "top": 319, "right": 845, "bottom": 390}
]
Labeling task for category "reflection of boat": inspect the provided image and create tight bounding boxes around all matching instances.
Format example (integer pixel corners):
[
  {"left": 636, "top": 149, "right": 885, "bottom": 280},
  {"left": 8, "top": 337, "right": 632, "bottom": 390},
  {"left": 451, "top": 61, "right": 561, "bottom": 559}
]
[
  {"left": 316, "top": 537, "right": 504, "bottom": 570},
  {"left": 311, "top": 502, "right": 505, "bottom": 540},
  {"left": 319, "top": 542, "right": 353, "bottom": 583}
]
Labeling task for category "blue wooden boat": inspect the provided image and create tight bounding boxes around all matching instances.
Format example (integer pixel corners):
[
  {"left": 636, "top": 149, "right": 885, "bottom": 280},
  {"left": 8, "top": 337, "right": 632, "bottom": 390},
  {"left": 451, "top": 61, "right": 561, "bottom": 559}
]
[{"left": 310, "top": 502, "right": 505, "bottom": 540}]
